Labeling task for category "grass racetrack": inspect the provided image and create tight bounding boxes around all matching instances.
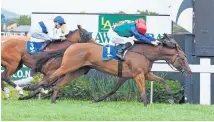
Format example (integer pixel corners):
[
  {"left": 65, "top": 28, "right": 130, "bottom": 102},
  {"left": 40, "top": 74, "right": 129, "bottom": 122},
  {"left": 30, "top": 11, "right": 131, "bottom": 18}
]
[{"left": 1, "top": 99, "right": 214, "bottom": 121}]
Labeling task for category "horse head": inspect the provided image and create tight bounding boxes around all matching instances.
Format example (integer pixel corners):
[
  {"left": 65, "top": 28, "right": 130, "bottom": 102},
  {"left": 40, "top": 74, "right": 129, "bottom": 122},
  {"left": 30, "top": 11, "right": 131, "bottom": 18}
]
[
  {"left": 65, "top": 25, "right": 96, "bottom": 43},
  {"left": 159, "top": 33, "right": 192, "bottom": 75},
  {"left": 159, "top": 33, "right": 177, "bottom": 48}
]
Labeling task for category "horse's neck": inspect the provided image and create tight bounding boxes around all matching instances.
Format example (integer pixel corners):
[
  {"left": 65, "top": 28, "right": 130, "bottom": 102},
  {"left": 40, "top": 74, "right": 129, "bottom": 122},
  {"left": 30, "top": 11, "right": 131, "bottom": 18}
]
[
  {"left": 155, "top": 46, "right": 177, "bottom": 61},
  {"left": 22, "top": 40, "right": 73, "bottom": 68},
  {"left": 132, "top": 44, "right": 177, "bottom": 61}
]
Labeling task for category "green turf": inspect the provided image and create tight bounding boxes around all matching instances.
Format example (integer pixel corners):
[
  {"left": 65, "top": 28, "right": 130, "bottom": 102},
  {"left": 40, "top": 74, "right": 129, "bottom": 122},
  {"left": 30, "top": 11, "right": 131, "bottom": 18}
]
[{"left": 1, "top": 99, "right": 214, "bottom": 121}]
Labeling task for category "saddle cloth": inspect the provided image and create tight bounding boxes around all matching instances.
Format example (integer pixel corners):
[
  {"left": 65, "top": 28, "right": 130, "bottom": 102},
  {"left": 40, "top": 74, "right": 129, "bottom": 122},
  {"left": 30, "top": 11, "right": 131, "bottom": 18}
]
[
  {"left": 26, "top": 41, "right": 44, "bottom": 54},
  {"left": 102, "top": 45, "right": 119, "bottom": 61}
]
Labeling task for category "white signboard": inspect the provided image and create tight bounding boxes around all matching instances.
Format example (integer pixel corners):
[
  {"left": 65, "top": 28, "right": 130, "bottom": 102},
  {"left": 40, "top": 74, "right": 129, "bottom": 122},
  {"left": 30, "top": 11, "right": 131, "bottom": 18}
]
[{"left": 31, "top": 13, "right": 172, "bottom": 45}]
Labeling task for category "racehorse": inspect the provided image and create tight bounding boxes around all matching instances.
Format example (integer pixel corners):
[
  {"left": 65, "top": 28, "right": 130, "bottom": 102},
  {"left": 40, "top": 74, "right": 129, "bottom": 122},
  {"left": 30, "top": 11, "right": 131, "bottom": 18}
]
[
  {"left": 1, "top": 25, "right": 95, "bottom": 99},
  {"left": 30, "top": 28, "right": 192, "bottom": 106}
]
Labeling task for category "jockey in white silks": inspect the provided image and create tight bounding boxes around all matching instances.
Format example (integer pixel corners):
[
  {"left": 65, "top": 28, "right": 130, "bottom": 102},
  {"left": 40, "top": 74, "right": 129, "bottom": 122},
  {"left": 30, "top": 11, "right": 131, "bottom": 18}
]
[
  {"left": 107, "top": 19, "right": 160, "bottom": 60},
  {"left": 28, "top": 16, "right": 68, "bottom": 51},
  {"left": 15, "top": 16, "right": 68, "bottom": 93}
]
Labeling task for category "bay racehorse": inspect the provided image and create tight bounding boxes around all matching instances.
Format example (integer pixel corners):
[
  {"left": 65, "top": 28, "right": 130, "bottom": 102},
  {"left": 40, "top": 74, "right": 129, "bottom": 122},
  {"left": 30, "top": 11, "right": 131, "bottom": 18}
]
[
  {"left": 32, "top": 30, "right": 192, "bottom": 106},
  {"left": 1, "top": 25, "right": 95, "bottom": 99}
]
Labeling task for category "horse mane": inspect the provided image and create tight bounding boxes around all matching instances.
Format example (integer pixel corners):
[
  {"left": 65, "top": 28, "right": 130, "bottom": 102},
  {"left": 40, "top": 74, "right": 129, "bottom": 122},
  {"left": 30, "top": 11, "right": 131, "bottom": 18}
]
[
  {"left": 65, "top": 29, "right": 79, "bottom": 38},
  {"left": 33, "top": 49, "right": 67, "bottom": 72}
]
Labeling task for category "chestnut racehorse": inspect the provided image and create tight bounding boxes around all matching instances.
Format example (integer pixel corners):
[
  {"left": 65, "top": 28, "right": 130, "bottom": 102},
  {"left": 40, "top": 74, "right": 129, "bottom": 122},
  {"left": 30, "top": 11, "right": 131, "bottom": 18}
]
[
  {"left": 35, "top": 30, "right": 192, "bottom": 106},
  {"left": 1, "top": 25, "right": 95, "bottom": 99}
]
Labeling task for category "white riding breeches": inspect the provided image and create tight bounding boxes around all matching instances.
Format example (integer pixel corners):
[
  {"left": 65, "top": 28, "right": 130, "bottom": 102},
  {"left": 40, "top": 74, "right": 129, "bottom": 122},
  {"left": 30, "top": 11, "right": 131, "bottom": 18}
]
[
  {"left": 28, "top": 22, "right": 64, "bottom": 42},
  {"left": 107, "top": 28, "right": 134, "bottom": 46},
  {"left": 30, "top": 32, "right": 51, "bottom": 42},
  {"left": 28, "top": 24, "right": 51, "bottom": 42}
]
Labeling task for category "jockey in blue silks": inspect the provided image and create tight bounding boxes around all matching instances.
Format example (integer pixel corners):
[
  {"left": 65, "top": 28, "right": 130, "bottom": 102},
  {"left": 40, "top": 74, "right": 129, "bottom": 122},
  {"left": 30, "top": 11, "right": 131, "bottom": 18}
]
[
  {"left": 21, "top": 16, "right": 68, "bottom": 85},
  {"left": 28, "top": 16, "right": 68, "bottom": 51},
  {"left": 108, "top": 18, "right": 160, "bottom": 60}
]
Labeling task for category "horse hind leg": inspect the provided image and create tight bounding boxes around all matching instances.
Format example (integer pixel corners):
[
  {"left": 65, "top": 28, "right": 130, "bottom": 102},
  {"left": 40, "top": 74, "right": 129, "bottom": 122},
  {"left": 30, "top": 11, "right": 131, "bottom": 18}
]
[
  {"left": 1, "top": 69, "right": 16, "bottom": 88},
  {"left": 93, "top": 77, "right": 129, "bottom": 103},
  {"left": 1, "top": 81, "right": 10, "bottom": 100},
  {"left": 6, "top": 63, "right": 25, "bottom": 98},
  {"left": 23, "top": 74, "right": 52, "bottom": 91},
  {"left": 48, "top": 62, "right": 85, "bottom": 83},
  {"left": 51, "top": 68, "right": 89, "bottom": 103},
  {"left": 1, "top": 67, "right": 24, "bottom": 98}
]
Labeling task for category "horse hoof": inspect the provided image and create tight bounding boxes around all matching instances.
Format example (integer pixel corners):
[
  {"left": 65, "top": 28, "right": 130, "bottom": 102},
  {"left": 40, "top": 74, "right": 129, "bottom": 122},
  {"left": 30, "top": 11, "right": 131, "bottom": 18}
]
[
  {"left": 169, "top": 99, "right": 174, "bottom": 104},
  {"left": 18, "top": 97, "right": 24, "bottom": 100},
  {"left": 51, "top": 100, "right": 56, "bottom": 104},
  {"left": 19, "top": 94, "right": 24, "bottom": 99},
  {"left": 92, "top": 99, "right": 99, "bottom": 103},
  {"left": 4, "top": 98, "right": 8, "bottom": 100}
]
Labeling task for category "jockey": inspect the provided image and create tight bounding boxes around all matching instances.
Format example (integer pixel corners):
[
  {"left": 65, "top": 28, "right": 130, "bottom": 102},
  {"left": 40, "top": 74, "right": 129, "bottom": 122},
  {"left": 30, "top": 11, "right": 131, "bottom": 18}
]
[
  {"left": 108, "top": 18, "right": 160, "bottom": 60},
  {"left": 28, "top": 16, "right": 67, "bottom": 50}
]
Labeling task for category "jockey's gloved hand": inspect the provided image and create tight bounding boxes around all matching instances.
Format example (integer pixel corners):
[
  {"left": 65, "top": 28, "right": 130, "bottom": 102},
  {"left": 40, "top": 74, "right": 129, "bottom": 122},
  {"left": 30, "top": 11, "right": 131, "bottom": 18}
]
[{"left": 151, "top": 40, "right": 160, "bottom": 46}]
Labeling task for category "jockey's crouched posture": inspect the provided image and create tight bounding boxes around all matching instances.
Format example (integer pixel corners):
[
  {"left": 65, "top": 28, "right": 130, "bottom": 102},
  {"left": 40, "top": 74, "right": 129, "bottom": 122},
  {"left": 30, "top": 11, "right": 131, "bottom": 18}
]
[
  {"left": 108, "top": 19, "right": 160, "bottom": 60},
  {"left": 18, "top": 16, "right": 68, "bottom": 88},
  {"left": 28, "top": 16, "right": 67, "bottom": 51}
]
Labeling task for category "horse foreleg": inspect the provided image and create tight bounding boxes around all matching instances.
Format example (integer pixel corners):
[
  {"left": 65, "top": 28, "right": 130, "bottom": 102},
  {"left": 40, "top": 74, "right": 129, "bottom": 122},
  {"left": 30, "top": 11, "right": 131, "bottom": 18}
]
[
  {"left": 18, "top": 88, "right": 41, "bottom": 100},
  {"left": 145, "top": 72, "right": 174, "bottom": 104},
  {"left": 93, "top": 77, "right": 129, "bottom": 103},
  {"left": 51, "top": 68, "right": 90, "bottom": 103},
  {"left": 134, "top": 73, "right": 147, "bottom": 107}
]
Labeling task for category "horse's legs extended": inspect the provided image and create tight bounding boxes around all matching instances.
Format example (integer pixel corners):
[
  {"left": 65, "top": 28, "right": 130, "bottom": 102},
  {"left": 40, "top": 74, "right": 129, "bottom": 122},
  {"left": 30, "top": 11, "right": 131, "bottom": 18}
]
[
  {"left": 47, "top": 63, "right": 84, "bottom": 83},
  {"left": 1, "top": 81, "right": 5, "bottom": 91},
  {"left": 1, "top": 81, "right": 10, "bottom": 99},
  {"left": 23, "top": 74, "right": 52, "bottom": 91},
  {"left": 134, "top": 73, "right": 147, "bottom": 107},
  {"left": 1, "top": 67, "right": 24, "bottom": 97},
  {"left": 1, "top": 69, "right": 16, "bottom": 87},
  {"left": 18, "top": 88, "right": 41, "bottom": 100},
  {"left": 51, "top": 67, "right": 90, "bottom": 103},
  {"left": 20, "top": 74, "right": 54, "bottom": 100},
  {"left": 93, "top": 77, "right": 129, "bottom": 103},
  {"left": 145, "top": 72, "right": 174, "bottom": 104}
]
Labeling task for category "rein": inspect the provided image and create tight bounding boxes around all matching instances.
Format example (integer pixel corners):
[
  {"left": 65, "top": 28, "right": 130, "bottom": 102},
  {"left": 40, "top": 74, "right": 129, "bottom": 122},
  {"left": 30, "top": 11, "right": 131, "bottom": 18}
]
[
  {"left": 129, "top": 50, "right": 153, "bottom": 62},
  {"left": 130, "top": 44, "right": 185, "bottom": 72}
]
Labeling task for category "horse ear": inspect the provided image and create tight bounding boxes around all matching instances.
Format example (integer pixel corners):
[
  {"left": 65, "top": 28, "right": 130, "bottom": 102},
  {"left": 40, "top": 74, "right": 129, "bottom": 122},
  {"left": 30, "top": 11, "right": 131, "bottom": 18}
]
[
  {"left": 163, "top": 33, "right": 167, "bottom": 38},
  {"left": 175, "top": 44, "right": 180, "bottom": 51},
  {"left": 77, "top": 25, "right": 83, "bottom": 30}
]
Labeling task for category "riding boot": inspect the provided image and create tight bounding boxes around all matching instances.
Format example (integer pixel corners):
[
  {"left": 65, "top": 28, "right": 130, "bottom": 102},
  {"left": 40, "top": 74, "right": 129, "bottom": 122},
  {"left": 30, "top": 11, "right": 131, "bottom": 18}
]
[
  {"left": 116, "top": 42, "right": 133, "bottom": 60},
  {"left": 39, "top": 40, "right": 51, "bottom": 51}
]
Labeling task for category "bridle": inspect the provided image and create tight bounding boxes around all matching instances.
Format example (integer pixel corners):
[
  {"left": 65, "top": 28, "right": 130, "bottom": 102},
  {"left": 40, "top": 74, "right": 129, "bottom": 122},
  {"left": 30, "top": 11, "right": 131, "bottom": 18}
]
[
  {"left": 165, "top": 44, "right": 187, "bottom": 73},
  {"left": 130, "top": 37, "right": 187, "bottom": 73}
]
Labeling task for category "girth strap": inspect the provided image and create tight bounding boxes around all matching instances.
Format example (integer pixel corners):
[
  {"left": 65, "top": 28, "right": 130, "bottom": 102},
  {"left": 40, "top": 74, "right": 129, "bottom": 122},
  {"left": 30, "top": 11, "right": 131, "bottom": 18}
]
[{"left": 118, "top": 60, "right": 123, "bottom": 77}]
